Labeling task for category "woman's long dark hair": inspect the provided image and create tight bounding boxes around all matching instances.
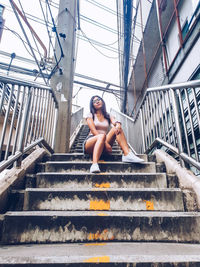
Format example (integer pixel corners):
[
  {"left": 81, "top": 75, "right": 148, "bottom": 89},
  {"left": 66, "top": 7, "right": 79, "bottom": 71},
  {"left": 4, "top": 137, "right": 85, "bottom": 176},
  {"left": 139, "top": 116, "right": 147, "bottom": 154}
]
[{"left": 89, "top": 95, "right": 110, "bottom": 124}]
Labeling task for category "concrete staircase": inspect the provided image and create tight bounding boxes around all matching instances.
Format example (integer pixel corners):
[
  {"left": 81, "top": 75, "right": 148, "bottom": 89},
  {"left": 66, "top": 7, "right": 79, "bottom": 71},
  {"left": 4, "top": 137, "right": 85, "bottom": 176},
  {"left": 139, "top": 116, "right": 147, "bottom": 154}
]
[{"left": 0, "top": 125, "right": 200, "bottom": 266}]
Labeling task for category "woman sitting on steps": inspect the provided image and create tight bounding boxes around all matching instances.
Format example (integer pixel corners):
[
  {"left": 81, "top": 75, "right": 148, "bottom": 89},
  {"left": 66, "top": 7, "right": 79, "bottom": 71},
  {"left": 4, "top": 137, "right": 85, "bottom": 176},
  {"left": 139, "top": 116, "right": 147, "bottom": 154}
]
[{"left": 83, "top": 95, "right": 144, "bottom": 173}]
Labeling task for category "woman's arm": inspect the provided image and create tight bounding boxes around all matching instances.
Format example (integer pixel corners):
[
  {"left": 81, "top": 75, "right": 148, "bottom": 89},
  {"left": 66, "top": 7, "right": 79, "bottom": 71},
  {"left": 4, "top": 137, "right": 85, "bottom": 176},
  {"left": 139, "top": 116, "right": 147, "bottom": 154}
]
[
  {"left": 86, "top": 117, "right": 99, "bottom": 136},
  {"left": 110, "top": 116, "right": 122, "bottom": 135}
]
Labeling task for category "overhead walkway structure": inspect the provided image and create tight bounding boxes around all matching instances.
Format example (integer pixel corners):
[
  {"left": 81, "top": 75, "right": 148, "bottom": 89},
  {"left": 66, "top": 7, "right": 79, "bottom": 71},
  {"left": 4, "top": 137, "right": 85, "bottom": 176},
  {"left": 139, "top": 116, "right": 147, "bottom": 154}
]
[{"left": 0, "top": 75, "right": 200, "bottom": 266}]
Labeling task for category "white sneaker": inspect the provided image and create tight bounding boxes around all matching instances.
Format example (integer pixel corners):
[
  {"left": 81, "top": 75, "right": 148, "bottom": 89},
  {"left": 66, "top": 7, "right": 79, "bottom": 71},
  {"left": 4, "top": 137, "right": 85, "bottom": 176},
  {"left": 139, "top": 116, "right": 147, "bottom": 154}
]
[
  {"left": 122, "top": 151, "right": 144, "bottom": 163},
  {"left": 90, "top": 163, "right": 100, "bottom": 173}
]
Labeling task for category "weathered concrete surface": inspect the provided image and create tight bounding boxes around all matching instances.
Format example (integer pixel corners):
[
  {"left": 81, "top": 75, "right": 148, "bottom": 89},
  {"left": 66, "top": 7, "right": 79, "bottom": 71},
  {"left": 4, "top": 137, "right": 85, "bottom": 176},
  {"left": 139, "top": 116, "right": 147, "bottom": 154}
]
[
  {"left": 24, "top": 188, "right": 184, "bottom": 211},
  {"left": 0, "top": 148, "right": 48, "bottom": 212},
  {"left": 45, "top": 161, "right": 156, "bottom": 174},
  {"left": 51, "top": 153, "right": 148, "bottom": 162},
  {"left": 2, "top": 211, "right": 200, "bottom": 244},
  {"left": 154, "top": 150, "right": 200, "bottom": 210},
  {"left": 36, "top": 173, "right": 167, "bottom": 189},
  {"left": 1, "top": 242, "right": 200, "bottom": 265}
]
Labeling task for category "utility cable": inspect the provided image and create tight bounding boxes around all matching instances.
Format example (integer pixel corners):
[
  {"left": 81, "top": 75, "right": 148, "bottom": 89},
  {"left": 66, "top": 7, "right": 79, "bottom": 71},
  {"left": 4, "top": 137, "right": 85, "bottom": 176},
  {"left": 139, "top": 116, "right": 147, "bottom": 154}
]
[
  {"left": 2, "top": 26, "right": 38, "bottom": 58},
  {"left": 39, "top": 0, "right": 59, "bottom": 65},
  {"left": 44, "top": 0, "right": 64, "bottom": 79},
  {"left": 18, "top": 0, "right": 44, "bottom": 62}
]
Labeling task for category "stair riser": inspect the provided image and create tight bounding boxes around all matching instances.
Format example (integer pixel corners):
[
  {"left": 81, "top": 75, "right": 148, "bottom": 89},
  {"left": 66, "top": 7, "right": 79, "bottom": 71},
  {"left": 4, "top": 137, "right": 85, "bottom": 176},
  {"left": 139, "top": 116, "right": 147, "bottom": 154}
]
[
  {"left": 51, "top": 154, "right": 148, "bottom": 162},
  {"left": 24, "top": 190, "right": 184, "bottom": 211},
  {"left": 45, "top": 163, "right": 156, "bottom": 174},
  {"left": 2, "top": 214, "right": 200, "bottom": 244},
  {"left": 36, "top": 173, "right": 167, "bottom": 189}
]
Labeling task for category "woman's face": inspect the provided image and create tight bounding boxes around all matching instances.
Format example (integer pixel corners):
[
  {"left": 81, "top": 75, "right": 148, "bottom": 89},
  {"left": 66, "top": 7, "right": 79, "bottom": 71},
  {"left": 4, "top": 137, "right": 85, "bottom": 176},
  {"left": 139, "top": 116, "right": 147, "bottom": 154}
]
[{"left": 92, "top": 96, "right": 103, "bottom": 110}]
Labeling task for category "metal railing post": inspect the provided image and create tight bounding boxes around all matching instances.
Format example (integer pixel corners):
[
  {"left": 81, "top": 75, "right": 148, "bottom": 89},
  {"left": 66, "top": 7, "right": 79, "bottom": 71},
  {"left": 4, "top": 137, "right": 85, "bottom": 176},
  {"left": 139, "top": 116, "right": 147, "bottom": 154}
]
[
  {"left": 16, "top": 87, "right": 32, "bottom": 167},
  {"left": 170, "top": 88, "right": 184, "bottom": 166}
]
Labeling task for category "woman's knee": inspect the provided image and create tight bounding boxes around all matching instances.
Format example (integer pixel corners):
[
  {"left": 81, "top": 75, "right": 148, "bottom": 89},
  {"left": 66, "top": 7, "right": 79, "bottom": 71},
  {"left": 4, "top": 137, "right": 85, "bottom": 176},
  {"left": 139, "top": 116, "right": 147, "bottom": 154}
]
[{"left": 97, "top": 133, "right": 106, "bottom": 142}]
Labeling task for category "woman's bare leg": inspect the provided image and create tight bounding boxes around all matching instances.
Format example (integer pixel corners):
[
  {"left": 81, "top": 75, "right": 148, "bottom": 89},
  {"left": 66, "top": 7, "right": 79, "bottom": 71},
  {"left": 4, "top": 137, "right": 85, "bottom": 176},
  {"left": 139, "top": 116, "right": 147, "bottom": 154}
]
[
  {"left": 84, "top": 134, "right": 106, "bottom": 163},
  {"left": 106, "top": 127, "right": 129, "bottom": 155}
]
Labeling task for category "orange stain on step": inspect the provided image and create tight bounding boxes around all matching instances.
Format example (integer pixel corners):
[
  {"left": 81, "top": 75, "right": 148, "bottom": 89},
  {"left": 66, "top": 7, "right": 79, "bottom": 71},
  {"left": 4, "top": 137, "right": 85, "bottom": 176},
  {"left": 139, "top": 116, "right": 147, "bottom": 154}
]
[
  {"left": 90, "top": 200, "right": 110, "bottom": 210},
  {"left": 144, "top": 200, "right": 154, "bottom": 210},
  {"left": 88, "top": 229, "right": 114, "bottom": 241},
  {"left": 95, "top": 183, "right": 110, "bottom": 188},
  {"left": 84, "top": 256, "right": 110, "bottom": 263}
]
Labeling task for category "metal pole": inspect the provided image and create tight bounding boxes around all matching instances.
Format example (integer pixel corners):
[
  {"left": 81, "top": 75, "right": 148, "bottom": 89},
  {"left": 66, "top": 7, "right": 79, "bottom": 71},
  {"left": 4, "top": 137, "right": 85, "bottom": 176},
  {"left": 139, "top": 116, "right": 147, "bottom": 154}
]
[{"left": 170, "top": 88, "right": 184, "bottom": 166}]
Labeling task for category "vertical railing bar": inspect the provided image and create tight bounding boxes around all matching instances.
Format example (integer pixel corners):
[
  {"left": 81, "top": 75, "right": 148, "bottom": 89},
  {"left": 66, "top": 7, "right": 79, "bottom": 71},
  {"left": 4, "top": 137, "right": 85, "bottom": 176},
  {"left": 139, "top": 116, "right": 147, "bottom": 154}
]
[
  {"left": 142, "top": 102, "right": 147, "bottom": 150},
  {"left": 28, "top": 88, "right": 38, "bottom": 144},
  {"left": 170, "top": 88, "right": 184, "bottom": 166},
  {"left": 140, "top": 108, "right": 146, "bottom": 153},
  {"left": 33, "top": 88, "right": 40, "bottom": 141},
  {"left": 24, "top": 86, "right": 34, "bottom": 147},
  {"left": 12, "top": 86, "right": 25, "bottom": 155},
  {"left": 47, "top": 96, "right": 54, "bottom": 144},
  {"left": 34, "top": 88, "right": 42, "bottom": 141},
  {"left": 49, "top": 101, "right": 56, "bottom": 147},
  {"left": 16, "top": 87, "right": 32, "bottom": 167},
  {"left": 151, "top": 92, "right": 158, "bottom": 139},
  {"left": 42, "top": 90, "right": 49, "bottom": 139},
  {"left": 158, "top": 92, "right": 166, "bottom": 142},
  {"left": 0, "top": 84, "right": 14, "bottom": 159},
  {"left": 52, "top": 107, "right": 58, "bottom": 149},
  {"left": 44, "top": 91, "right": 51, "bottom": 141},
  {"left": 0, "top": 83, "right": 6, "bottom": 112},
  {"left": 40, "top": 89, "right": 47, "bottom": 138},
  {"left": 148, "top": 94, "right": 155, "bottom": 143},
  {"left": 167, "top": 90, "right": 176, "bottom": 146},
  {"left": 162, "top": 91, "right": 171, "bottom": 143},
  {"left": 155, "top": 91, "right": 162, "bottom": 139},
  {"left": 36, "top": 89, "right": 44, "bottom": 139},
  {"left": 38, "top": 89, "right": 45, "bottom": 138},
  {"left": 192, "top": 87, "right": 200, "bottom": 133},
  {"left": 184, "top": 88, "right": 199, "bottom": 161},
  {"left": 177, "top": 89, "right": 190, "bottom": 156},
  {"left": 146, "top": 96, "right": 151, "bottom": 146},
  {"left": 5, "top": 85, "right": 20, "bottom": 160}
]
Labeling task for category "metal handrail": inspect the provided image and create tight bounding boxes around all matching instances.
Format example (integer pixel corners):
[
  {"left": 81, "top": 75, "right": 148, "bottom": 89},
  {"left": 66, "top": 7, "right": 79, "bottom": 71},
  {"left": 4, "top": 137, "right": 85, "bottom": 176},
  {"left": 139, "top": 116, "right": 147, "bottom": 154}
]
[
  {"left": 135, "top": 79, "right": 200, "bottom": 121},
  {"left": 146, "top": 137, "right": 200, "bottom": 171},
  {"left": 112, "top": 79, "right": 200, "bottom": 174},
  {"left": 0, "top": 75, "right": 58, "bottom": 172},
  {"left": 0, "top": 73, "right": 58, "bottom": 107}
]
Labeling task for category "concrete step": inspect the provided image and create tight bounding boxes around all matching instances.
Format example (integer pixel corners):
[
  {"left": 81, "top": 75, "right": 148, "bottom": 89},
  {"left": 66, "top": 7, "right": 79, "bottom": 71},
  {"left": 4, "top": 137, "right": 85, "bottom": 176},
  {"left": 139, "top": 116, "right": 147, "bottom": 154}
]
[
  {"left": 71, "top": 149, "right": 122, "bottom": 154},
  {"left": 1, "top": 242, "right": 200, "bottom": 265},
  {"left": 44, "top": 161, "right": 156, "bottom": 173},
  {"left": 2, "top": 211, "right": 200, "bottom": 244},
  {"left": 35, "top": 172, "right": 167, "bottom": 189},
  {"left": 51, "top": 153, "right": 148, "bottom": 162},
  {"left": 23, "top": 188, "right": 184, "bottom": 211}
]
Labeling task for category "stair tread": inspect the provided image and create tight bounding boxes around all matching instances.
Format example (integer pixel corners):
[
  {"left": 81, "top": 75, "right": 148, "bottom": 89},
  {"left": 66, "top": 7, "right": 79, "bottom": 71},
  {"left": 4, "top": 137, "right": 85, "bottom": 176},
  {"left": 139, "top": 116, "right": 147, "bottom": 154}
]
[
  {"left": 25, "top": 188, "right": 181, "bottom": 192},
  {"left": 1, "top": 242, "right": 200, "bottom": 264},
  {"left": 5, "top": 210, "right": 200, "bottom": 216}
]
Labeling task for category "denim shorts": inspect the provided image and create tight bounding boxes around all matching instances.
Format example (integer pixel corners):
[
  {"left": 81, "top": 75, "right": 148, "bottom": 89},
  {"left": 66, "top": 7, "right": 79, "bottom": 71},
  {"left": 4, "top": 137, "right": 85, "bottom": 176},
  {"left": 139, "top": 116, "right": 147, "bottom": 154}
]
[{"left": 82, "top": 134, "right": 94, "bottom": 154}]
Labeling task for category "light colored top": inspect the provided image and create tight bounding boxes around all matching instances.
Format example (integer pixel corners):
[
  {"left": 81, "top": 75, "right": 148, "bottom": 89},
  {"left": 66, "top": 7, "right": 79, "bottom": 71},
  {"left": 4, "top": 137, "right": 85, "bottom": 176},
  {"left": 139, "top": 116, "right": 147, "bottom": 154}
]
[{"left": 86, "top": 113, "right": 110, "bottom": 135}]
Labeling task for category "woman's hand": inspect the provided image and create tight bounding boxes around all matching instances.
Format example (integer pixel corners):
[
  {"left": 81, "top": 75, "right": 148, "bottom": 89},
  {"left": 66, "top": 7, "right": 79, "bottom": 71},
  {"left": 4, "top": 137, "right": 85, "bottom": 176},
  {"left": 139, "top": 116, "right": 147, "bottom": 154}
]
[{"left": 114, "top": 122, "right": 122, "bottom": 135}]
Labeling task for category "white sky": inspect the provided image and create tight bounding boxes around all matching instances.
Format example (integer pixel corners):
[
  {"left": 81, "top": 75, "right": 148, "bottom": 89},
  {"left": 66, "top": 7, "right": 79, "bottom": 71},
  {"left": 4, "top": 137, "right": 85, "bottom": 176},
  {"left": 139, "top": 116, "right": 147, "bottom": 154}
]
[{"left": 0, "top": 0, "right": 120, "bottom": 115}]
